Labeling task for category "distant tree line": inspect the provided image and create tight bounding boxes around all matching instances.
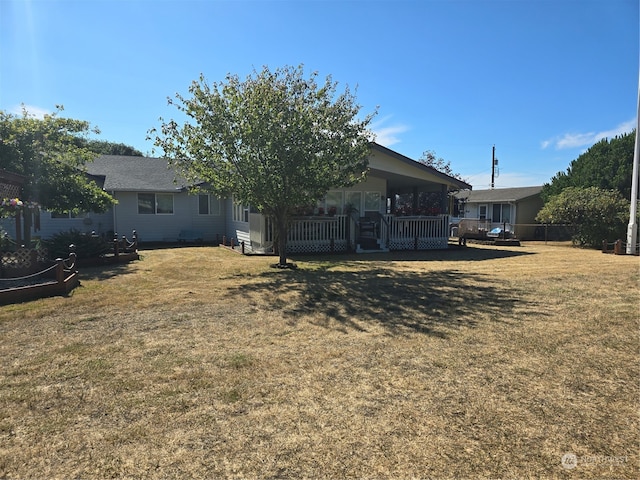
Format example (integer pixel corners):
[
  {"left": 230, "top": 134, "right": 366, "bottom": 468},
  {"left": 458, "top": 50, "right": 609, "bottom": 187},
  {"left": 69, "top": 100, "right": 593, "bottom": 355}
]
[
  {"left": 79, "top": 139, "right": 143, "bottom": 157},
  {"left": 537, "top": 130, "right": 636, "bottom": 247},
  {"left": 542, "top": 131, "right": 635, "bottom": 202}
]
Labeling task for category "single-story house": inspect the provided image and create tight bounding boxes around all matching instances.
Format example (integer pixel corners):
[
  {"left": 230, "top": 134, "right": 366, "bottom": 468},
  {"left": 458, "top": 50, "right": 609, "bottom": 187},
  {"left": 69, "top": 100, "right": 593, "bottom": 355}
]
[
  {"left": 1, "top": 143, "right": 471, "bottom": 253},
  {"left": 452, "top": 186, "right": 543, "bottom": 240}
]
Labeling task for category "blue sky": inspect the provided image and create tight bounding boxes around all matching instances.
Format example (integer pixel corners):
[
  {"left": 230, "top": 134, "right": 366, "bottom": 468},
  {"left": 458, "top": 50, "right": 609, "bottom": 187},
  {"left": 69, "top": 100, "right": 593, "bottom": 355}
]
[{"left": 1, "top": 0, "right": 638, "bottom": 189}]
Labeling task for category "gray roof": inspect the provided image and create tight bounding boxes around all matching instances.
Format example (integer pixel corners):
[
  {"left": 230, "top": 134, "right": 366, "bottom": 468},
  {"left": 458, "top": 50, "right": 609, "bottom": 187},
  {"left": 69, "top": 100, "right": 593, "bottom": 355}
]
[
  {"left": 86, "top": 147, "right": 474, "bottom": 194},
  {"left": 455, "top": 186, "right": 543, "bottom": 203},
  {"left": 85, "top": 155, "right": 189, "bottom": 192}
]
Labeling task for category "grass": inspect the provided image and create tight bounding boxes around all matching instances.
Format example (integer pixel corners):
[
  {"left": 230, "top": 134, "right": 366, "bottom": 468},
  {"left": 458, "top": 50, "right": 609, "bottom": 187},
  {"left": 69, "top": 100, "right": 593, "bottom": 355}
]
[{"left": 0, "top": 242, "right": 638, "bottom": 479}]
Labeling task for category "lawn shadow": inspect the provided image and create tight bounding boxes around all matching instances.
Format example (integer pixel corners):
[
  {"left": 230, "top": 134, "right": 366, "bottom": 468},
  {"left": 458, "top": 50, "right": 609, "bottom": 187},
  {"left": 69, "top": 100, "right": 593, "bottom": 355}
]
[
  {"left": 295, "top": 245, "right": 536, "bottom": 265},
  {"left": 228, "top": 262, "right": 539, "bottom": 337},
  {"left": 77, "top": 262, "right": 139, "bottom": 282}
]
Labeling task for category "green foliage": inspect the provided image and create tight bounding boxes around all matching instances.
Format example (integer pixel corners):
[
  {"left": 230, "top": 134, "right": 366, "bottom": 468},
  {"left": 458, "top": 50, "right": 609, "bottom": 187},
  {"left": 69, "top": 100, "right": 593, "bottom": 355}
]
[
  {"left": 0, "top": 106, "right": 116, "bottom": 214},
  {"left": 79, "top": 139, "right": 144, "bottom": 156},
  {"left": 419, "top": 150, "right": 466, "bottom": 182},
  {"left": 43, "top": 229, "right": 111, "bottom": 260},
  {"left": 535, "top": 186, "right": 630, "bottom": 247},
  {"left": 150, "top": 65, "right": 376, "bottom": 265},
  {"left": 542, "top": 131, "right": 635, "bottom": 201}
]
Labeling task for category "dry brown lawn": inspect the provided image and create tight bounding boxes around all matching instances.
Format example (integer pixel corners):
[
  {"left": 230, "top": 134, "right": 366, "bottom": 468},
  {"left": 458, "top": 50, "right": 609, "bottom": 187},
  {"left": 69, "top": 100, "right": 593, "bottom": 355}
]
[{"left": 0, "top": 242, "right": 638, "bottom": 479}]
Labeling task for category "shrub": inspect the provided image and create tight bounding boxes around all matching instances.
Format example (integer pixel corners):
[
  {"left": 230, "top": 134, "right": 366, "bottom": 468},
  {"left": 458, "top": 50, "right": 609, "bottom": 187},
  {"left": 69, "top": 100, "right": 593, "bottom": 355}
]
[
  {"left": 43, "top": 229, "right": 111, "bottom": 260},
  {"left": 536, "top": 187, "right": 630, "bottom": 247}
]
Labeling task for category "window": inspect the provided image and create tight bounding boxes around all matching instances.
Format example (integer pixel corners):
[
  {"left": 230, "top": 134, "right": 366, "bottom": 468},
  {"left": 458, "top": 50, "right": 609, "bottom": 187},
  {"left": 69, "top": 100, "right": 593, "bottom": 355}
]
[
  {"left": 138, "top": 193, "right": 155, "bottom": 214},
  {"left": 479, "top": 205, "right": 487, "bottom": 220},
  {"left": 51, "top": 211, "right": 84, "bottom": 219},
  {"left": 233, "top": 197, "right": 249, "bottom": 222},
  {"left": 324, "top": 191, "right": 343, "bottom": 215},
  {"left": 345, "top": 191, "right": 362, "bottom": 214},
  {"left": 198, "top": 194, "right": 221, "bottom": 215},
  {"left": 138, "top": 193, "right": 174, "bottom": 214},
  {"left": 198, "top": 195, "right": 209, "bottom": 215},
  {"left": 492, "top": 203, "right": 511, "bottom": 223},
  {"left": 316, "top": 191, "right": 343, "bottom": 215},
  {"left": 364, "top": 192, "right": 381, "bottom": 212},
  {"left": 156, "top": 194, "right": 174, "bottom": 214}
]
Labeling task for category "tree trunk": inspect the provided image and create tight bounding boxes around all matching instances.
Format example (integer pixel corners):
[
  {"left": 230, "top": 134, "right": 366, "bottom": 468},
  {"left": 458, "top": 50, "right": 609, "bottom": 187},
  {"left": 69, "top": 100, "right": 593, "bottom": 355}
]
[{"left": 275, "top": 214, "right": 288, "bottom": 266}]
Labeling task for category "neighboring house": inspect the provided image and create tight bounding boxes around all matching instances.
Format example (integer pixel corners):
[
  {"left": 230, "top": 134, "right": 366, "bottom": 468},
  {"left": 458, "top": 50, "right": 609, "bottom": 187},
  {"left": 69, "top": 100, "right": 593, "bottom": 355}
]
[
  {"left": 452, "top": 186, "right": 543, "bottom": 240},
  {"left": 2, "top": 143, "right": 472, "bottom": 252},
  {"left": 1, "top": 155, "right": 225, "bottom": 244}
]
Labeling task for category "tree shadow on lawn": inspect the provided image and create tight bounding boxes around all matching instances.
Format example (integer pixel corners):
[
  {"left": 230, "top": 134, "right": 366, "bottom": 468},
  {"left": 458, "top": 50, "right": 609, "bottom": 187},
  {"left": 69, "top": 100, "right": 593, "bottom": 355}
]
[
  {"left": 229, "top": 262, "right": 539, "bottom": 337},
  {"left": 77, "top": 262, "right": 138, "bottom": 282},
  {"left": 297, "top": 245, "right": 535, "bottom": 265}
]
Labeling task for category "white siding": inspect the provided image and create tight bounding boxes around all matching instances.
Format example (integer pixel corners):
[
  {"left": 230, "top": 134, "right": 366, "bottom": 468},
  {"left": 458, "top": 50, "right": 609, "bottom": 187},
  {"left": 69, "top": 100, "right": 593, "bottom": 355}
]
[
  {"left": 0, "top": 209, "right": 114, "bottom": 240},
  {"left": 112, "top": 191, "right": 226, "bottom": 243},
  {"left": 0, "top": 192, "right": 228, "bottom": 244}
]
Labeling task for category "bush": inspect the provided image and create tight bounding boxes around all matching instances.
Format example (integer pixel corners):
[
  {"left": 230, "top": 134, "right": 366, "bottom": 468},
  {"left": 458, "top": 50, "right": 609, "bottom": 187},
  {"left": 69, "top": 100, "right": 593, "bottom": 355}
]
[
  {"left": 536, "top": 187, "right": 630, "bottom": 248},
  {"left": 43, "top": 229, "right": 111, "bottom": 260}
]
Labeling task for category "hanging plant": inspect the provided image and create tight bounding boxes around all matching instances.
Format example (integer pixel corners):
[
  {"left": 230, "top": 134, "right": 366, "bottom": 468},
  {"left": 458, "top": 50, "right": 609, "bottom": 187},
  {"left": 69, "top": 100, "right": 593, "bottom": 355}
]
[
  {"left": 0, "top": 198, "right": 39, "bottom": 218},
  {"left": 0, "top": 198, "right": 41, "bottom": 245}
]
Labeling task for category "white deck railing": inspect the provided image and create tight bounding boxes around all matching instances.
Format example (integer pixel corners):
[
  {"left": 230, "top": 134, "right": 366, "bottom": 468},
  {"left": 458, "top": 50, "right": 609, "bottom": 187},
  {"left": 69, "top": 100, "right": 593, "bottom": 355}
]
[
  {"left": 384, "top": 214, "right": 449, "bottom": 250},
  {"left": 262, "top": 214, "right": 449, "bottom": 253},
  {"left": 285, "top": 215, "right": 348, "bottom": 253}
]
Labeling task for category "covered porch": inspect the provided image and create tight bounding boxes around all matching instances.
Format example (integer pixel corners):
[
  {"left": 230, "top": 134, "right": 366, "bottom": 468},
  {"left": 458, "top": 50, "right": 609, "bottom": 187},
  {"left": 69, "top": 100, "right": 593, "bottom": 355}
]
[
  {"left": 247, "top": 213, "right": 451, "bottom": 254},
  {"left": 246, "top": 144, "right": 470, "bottom": 254}
]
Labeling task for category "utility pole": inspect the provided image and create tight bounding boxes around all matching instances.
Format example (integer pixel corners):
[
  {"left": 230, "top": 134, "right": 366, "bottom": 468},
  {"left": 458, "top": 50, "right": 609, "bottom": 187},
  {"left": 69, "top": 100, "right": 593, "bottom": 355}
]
[
  {"left": 626, "top": 73, "right": 639, "bottom": 254},
  {"left": 491, "top": 145, "right": 496, "bottom": 189}
]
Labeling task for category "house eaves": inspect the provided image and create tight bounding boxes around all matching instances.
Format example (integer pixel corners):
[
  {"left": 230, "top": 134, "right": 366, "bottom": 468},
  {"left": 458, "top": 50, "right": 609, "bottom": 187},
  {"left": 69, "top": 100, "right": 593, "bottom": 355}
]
[
  {"left": 369, "top": 142, "right": 472, "bottom": 191},
  {"left": 455, "top": 186, "right": 543, "bottom": 203}
]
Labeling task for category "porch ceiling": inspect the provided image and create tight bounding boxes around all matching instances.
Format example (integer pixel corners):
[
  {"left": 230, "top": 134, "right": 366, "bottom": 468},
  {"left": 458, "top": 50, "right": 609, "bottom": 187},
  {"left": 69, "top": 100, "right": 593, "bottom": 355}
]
[{"left": 369, "top": 168, "right": 442, "bottom": 191}]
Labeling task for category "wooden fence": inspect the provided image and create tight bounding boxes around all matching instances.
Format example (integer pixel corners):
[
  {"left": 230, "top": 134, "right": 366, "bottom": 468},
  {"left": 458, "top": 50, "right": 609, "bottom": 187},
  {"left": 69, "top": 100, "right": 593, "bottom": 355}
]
[{"left": 0, "top": 251, "right": 78, "bottom": 304}]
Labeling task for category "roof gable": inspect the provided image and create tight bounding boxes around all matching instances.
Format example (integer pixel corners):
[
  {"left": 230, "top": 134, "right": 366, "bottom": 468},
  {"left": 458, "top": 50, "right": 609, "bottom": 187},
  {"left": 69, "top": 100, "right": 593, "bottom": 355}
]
[{"left": 369, "top": 143, "right": 472, "bottom": 190}]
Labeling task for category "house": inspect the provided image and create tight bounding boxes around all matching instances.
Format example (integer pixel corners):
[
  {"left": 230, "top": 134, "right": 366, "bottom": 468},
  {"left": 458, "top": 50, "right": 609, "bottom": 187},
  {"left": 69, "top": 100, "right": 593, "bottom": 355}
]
[
  {"left": 1, "top": 143, "right": 471, "bottom": 252},
  {"left": 0, "top": 155, "right": 225, "bottom": 244},
  {"left": 452, "top": 186, "right": 544, "bottom": 240},
  {"left": 242, "top": 143, "right": 471, "bottom": 253}
]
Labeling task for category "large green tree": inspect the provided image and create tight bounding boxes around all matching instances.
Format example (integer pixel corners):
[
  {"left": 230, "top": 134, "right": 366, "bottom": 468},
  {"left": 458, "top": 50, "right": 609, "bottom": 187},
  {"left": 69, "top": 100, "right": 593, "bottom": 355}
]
[
  {"left": 0, "top": 106, "right": 115, "bottom": 214},
  {"left": 535, "top": 186, "right": 630, "bottom": 247},
  {"left": 150, "top": 65, "right": 376, "bottom": 266},
  {"left": 542, "top": 130, "right": 635, "bottom": 201}
]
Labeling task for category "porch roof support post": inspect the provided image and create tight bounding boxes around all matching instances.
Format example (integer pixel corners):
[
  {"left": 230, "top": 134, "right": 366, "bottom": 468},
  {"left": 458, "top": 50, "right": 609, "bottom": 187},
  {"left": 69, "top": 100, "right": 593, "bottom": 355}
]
[{"left": 441, "top": 184, "right": 448, "bottom": 214}]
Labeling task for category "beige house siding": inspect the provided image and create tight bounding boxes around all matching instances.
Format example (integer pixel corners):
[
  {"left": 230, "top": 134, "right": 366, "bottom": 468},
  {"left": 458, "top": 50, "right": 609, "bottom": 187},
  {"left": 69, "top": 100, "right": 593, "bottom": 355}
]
[{"left": 513, "top": 196, "right": 544, "bottom": 240}]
